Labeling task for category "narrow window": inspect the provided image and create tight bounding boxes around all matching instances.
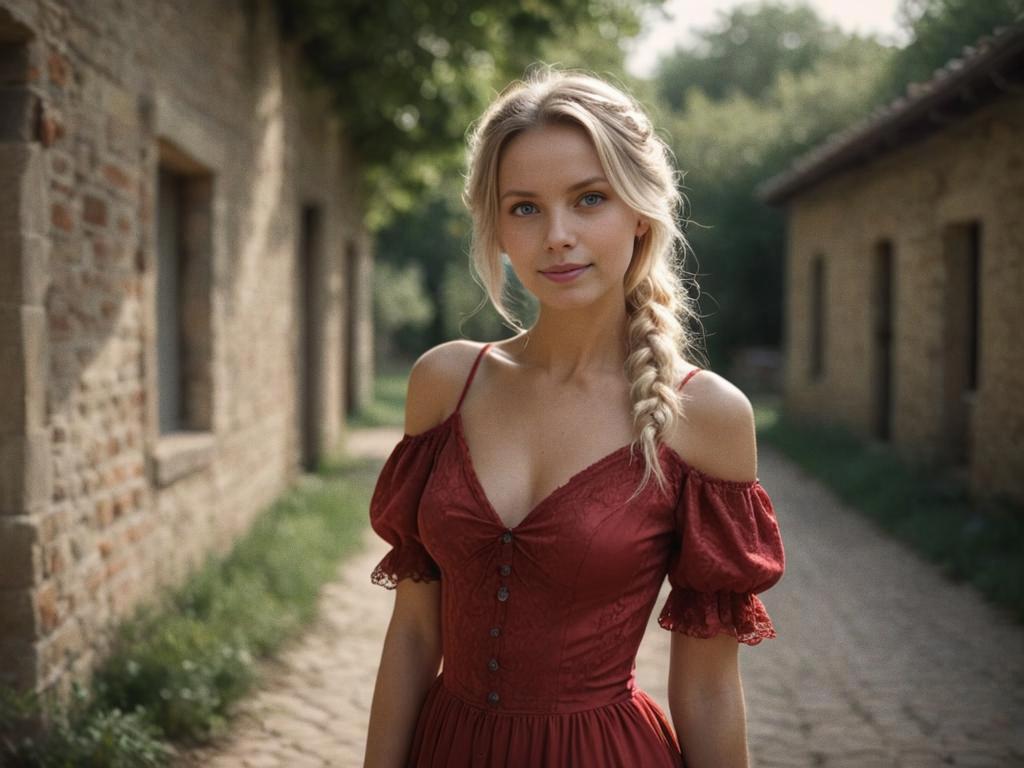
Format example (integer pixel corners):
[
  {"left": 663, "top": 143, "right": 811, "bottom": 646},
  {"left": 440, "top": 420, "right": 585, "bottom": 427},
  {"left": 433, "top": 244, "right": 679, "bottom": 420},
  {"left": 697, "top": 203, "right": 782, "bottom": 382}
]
[
  {"left": 156, "top": 167, "right": 184, "bottom": 432},
  {"left": 966, "top": 223, "right": 981, "bottom": 392},
  {"left": 809, "top": 254, "right": 826, "bottom": 380},
  {"left": 156, "top": 143, "right": 213, "bottom": 434}
]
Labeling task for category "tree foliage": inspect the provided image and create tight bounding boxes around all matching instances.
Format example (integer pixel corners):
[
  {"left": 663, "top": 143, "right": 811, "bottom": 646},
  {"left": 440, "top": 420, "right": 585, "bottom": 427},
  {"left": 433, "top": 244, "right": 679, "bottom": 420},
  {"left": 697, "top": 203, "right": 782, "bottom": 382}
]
[
  {"left": 653, "top": 2, "right": 855, "bottom": 111},
  {"left": 670, "top": 42, "right": 892, "bottom": 368},
  {"left": 651, "top": 5, "right": 893, "bottom": 369},
  {"left": 874, "top": 0, "right": 1024, "bottom": 101},
  {"left": 274, "top": 0, "right": 654, "bottom": 221},
  {"left": 374, "top": 193, "right": 469, "bottom": 349},
  {"left": 373, "top": 261, "right": 435, "bottom": 361}
]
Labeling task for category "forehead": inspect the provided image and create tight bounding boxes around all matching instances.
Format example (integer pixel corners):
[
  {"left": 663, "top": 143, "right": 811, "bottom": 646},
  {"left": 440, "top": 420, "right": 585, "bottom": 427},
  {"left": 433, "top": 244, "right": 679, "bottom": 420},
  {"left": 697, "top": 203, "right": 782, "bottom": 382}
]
[{"left": 498, "top": 123, "right": 604, "bottom": 191}]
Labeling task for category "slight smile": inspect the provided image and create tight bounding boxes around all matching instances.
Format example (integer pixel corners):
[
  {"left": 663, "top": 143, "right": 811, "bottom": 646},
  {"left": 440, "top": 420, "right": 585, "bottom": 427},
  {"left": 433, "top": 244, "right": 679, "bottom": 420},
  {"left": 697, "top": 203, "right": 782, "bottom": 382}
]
[{"left": 540, "top": 264, "right": 591, "bottom": 283}]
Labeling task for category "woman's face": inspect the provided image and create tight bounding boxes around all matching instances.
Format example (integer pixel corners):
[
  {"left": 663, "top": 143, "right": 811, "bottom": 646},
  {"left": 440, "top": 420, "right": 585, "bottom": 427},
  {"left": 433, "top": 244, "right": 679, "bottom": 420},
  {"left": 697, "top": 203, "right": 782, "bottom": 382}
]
[{"left": 496, "top": 122, "right": 648, "bottom": 310}]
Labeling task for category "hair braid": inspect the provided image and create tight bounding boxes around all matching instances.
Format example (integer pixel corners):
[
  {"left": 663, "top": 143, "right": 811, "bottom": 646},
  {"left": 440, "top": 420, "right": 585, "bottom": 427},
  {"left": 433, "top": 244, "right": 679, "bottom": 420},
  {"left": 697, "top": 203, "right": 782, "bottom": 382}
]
[{"left": 624, "top": 259, "right": 689, "bottom": 501}]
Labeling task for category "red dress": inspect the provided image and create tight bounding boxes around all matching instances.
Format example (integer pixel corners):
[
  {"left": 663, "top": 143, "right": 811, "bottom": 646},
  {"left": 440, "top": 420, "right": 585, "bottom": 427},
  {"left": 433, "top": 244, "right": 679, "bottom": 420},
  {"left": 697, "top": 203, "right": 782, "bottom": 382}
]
[{"left": 369, "top": 343, "right": 785, "bottom": 767}]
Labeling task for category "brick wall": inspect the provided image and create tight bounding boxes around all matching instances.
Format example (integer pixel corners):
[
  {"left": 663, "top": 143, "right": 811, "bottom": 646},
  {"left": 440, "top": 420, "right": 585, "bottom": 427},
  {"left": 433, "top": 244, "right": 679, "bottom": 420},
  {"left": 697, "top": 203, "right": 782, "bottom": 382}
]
[
  {"left": 782, "top": 94, "right": 1024, "bottom": 503},
  {"left": 0, "top": 0, "right": 374, "bottom": 703}
]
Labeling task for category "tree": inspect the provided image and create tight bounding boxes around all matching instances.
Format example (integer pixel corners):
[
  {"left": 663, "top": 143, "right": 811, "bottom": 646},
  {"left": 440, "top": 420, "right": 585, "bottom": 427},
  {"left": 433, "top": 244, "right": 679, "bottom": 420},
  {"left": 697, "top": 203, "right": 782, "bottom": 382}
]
[
  {"left": 653, "top": 2, "right": 852, "bottom": 111},
  {"left": 873, "top": 0, "right": 1024, "bottom": 102},
  {"left": 274, "top": 0, "right": 658, "bottom": 223},
  {"left": 373, "top": 261, "right": 435, "bottom": 361},
  {"left": 653, "top": 10, "right": 892, "bottom": 369}
]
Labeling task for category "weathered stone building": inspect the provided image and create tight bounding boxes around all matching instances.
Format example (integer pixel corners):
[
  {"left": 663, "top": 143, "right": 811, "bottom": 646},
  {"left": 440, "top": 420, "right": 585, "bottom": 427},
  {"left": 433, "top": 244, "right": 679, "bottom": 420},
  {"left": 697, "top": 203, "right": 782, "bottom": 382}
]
[
  {"left": 0, "top": 0, "right": 374, "bottom": 702},
  {"left": 759, "top": 23, "right": 1024, "bottom": 504}
]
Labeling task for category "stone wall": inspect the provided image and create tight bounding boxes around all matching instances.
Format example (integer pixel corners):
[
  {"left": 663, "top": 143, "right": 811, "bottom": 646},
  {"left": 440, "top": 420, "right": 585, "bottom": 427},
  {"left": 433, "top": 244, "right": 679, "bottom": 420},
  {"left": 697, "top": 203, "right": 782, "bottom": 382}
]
[
  {"left": 782, "top": 94, "right": 1024, "bottom": 503},
  {"left": 0, "top": 0, "right": 373, "bottom": 703}
]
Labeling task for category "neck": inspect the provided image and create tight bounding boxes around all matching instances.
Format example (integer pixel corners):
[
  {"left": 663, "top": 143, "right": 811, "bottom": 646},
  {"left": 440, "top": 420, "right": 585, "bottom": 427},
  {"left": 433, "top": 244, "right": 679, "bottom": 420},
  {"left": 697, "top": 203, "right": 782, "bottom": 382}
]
[{"left": 509, "top": 293, "right": 630, "bottom": 380}]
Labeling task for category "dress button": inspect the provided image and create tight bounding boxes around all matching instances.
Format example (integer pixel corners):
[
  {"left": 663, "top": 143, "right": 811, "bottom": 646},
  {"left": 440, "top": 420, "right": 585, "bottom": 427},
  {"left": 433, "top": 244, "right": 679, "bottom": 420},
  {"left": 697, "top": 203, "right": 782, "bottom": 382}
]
[
  {"left": 497, "top": 586, "right": 509, "bottom": 602},
  {"left": 488, "top": 658, "right": 499, "bottom": 672},
  {"left": 490, "top": 626, "right": 501, "bottom": 638},
  {"left": 487, "top": 691, "right": 500, "bottom": 705},
  {"left": 499, "top": 564, "right": 512, "bottom": 576},
  {"left": 501, "top": 531, "right": 513, "bottom": 544}
]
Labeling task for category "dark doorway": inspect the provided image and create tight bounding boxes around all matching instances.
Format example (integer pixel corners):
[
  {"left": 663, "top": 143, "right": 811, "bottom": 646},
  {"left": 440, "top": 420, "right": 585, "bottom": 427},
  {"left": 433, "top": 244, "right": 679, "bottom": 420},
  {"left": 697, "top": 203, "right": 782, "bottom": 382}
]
[
  {"left": 941, "top": 222, "right": 982, "bottom": 467},
  {"left": 872, "top": 240, "right": 895, "bottom": 441},
  {"left": 344, "top": 240, "right": 359, "bottom": 417},
  {"left": 809, "top": 254, "right": 826, "bottom": 380},
  {"left": 297, "top": 205, "right": 322, "bottom": 471}
]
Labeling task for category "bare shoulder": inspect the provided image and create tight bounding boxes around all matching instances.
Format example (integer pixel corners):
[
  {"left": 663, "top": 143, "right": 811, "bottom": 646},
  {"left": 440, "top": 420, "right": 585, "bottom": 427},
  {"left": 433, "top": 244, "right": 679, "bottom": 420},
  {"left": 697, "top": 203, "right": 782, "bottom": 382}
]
[
  {"left": 404, "top": 340, "right": 490, "bottom": 435},
  {"left": 668, "top": 367, "right": 758, "bottom": 483}
]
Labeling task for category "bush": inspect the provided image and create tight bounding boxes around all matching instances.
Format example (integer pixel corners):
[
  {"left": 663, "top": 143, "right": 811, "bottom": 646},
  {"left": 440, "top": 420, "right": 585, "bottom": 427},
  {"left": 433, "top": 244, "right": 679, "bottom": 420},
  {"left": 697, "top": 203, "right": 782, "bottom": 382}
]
[
  {"left": 373, "top": 262, "right": 435, "bottom": 344},
  {"left": 95, "top": 614, "right": 255, "bottom": 743},
  {"left": 0, "top": 683, "right": 174, "bottom": 767}
]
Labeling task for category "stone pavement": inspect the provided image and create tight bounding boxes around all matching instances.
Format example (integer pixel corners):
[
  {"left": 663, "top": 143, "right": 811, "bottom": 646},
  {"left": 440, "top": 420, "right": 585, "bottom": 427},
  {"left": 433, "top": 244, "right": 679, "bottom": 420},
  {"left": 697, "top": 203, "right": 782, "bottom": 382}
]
[{"left": 177, "top": 427, "right": 1024, "bottom": 768}]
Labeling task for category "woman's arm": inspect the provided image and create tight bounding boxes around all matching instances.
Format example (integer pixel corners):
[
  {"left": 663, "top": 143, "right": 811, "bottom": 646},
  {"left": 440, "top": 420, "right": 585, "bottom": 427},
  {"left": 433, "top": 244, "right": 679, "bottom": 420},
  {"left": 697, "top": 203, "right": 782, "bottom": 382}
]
[
  {"left": 363, "top": 579, "right": 442, "bottom": 767},
  {"left": 365, "top": 346, "right": 464, "bottom": 766},
  {"left": 667, "top": 633, "right": 748, "bottom": 768},
  {"left": 665, "top": 369, "right": 761, "bottom": 766}
]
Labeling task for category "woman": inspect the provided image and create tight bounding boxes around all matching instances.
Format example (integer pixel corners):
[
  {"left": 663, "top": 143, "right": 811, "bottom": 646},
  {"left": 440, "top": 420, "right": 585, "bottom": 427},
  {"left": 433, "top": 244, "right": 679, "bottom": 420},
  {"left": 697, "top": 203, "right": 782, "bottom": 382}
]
[{"left": 363, "top": 68, "right": 785, "bottom": 768}]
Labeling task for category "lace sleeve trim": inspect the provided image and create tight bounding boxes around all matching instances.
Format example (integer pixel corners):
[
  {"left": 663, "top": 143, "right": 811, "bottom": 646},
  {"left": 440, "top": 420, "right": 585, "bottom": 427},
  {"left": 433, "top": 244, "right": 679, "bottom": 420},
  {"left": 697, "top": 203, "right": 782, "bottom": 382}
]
[
  {"left": 370, "top": 548, "right": 441, "bottom": 590},
  {"left": 657, "top": 587, "right": 777, "bottom": 646}
]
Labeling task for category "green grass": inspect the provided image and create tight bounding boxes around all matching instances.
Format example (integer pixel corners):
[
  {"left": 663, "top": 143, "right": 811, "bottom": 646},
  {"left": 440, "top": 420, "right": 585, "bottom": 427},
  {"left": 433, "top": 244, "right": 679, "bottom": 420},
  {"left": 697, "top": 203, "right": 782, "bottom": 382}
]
[
  {"left": 0, "top": 454, "right": 382, "bottom": 767},
  {"left": 754, "top": 399, "right": 1024, "bottom": 624},
  {"left": 348, "top": 367, "right": 412, "bottom": 428}
]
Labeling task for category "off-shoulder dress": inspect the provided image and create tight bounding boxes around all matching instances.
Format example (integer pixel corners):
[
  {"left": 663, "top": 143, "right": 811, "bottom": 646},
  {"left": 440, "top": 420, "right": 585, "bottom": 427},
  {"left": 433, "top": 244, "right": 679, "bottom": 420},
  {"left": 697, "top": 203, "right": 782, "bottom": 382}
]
[{"left": 369, "top": 342, "right": 785, "bottom": 767}]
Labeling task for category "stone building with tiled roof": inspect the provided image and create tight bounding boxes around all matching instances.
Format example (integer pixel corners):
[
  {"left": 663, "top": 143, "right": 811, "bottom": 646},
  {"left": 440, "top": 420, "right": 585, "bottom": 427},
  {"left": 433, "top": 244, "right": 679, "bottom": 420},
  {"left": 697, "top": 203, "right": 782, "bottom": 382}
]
[{"left": 759, "top": 21, "right": 1024, "bottom": 504}]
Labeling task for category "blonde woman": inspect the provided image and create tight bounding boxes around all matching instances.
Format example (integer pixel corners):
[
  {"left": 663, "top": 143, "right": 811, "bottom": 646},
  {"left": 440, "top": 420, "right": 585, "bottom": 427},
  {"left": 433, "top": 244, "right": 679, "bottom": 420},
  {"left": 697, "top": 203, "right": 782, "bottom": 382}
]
[{"left": 363, "top": 68, "right": 785, "bottom": 768}]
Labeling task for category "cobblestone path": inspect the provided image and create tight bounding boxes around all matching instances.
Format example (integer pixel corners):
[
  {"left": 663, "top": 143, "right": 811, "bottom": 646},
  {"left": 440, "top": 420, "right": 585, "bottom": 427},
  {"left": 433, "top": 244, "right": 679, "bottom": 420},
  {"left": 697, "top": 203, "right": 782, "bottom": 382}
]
[{"left": 178, "top": 428, "right": 1024, "bottom": 767}]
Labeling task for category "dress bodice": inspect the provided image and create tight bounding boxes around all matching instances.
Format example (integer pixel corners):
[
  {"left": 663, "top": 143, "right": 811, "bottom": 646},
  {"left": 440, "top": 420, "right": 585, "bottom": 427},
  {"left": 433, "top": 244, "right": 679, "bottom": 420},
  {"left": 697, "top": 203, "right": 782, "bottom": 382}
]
[{"left": 369, "top": 344, "right": 786, "bottom": 719}]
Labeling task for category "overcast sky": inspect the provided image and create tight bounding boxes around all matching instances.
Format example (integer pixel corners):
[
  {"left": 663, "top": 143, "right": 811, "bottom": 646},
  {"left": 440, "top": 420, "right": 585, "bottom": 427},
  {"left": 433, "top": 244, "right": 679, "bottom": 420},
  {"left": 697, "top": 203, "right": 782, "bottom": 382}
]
[{"left": 625, "top": 0, "right": 910, "bottom": 77}]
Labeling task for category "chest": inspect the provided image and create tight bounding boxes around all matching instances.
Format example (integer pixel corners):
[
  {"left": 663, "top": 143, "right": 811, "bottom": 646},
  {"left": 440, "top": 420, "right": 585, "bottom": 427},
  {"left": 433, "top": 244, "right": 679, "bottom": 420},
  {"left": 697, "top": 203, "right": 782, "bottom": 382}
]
[
  {"left": 418, "top": 427, "right": 678, "bottom": 599},
  {"left": 457, "top": 396, "right": 637, "bottom": 529}
]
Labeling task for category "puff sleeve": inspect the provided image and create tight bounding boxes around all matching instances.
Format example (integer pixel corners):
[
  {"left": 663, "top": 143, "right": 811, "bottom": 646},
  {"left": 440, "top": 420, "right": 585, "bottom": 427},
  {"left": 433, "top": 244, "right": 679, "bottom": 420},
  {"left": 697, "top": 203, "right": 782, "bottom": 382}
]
[
  {"left": 368, "top": 427, "right": 445, "bottom": 589},
  {"left": 658, "top": 470, "right": 785, "bottom": 645}
]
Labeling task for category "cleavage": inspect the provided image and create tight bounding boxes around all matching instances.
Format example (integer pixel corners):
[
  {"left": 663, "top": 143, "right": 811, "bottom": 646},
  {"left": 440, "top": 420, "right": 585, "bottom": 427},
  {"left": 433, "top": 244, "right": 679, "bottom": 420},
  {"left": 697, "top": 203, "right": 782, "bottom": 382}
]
[{"left": 459, "top": 410, "right": 633, "bottom": 529}]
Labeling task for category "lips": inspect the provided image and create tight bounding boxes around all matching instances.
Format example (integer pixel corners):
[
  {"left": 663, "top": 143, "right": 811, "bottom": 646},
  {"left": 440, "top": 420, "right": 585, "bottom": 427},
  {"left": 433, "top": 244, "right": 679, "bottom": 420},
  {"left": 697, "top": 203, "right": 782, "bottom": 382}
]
[
  {"left": 541, "top": 263, "right": 590, "bottom": 274},
  {"left": 539, "top": 263, "right": 590, "bottom": 284}
]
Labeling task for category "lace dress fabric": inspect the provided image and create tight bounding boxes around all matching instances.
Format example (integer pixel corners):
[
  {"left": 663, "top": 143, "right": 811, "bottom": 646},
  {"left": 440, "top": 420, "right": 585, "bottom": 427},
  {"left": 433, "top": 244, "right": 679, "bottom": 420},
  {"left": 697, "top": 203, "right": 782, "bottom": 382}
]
[{"left": 369, "top": 344, "right": 786, "bottom": 767}]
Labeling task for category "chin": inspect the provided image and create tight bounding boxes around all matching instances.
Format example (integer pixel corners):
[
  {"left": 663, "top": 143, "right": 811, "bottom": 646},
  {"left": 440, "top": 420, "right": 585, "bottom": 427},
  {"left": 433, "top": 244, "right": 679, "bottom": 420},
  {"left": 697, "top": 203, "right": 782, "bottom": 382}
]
[{"left": 534, "top": 288, "right": 607, "bottom": 312}]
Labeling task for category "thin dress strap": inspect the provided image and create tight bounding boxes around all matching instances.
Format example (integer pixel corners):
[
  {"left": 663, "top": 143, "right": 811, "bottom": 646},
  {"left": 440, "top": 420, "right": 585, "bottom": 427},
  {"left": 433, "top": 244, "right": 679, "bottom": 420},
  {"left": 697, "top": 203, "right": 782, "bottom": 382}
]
[
  {"left": 678, "top": 367, "right": 702, "bottom": 391},
  {"left": 454, "top": 342, "right": 494, "bottom": 413}
]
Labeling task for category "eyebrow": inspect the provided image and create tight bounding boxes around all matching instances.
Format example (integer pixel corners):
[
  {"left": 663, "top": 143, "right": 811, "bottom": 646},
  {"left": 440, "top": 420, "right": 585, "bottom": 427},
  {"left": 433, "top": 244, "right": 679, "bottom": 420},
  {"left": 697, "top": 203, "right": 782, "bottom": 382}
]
[{"left": 499, "top": 175, "right": 609, "bottom": 202}]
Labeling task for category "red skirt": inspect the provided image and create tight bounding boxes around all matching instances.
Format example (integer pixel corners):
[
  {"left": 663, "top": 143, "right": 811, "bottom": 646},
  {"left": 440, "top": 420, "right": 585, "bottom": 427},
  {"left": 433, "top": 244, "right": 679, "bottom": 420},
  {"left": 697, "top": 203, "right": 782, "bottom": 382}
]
[{"left": 408, "top": 674, "right": 685, "bottom": 767}]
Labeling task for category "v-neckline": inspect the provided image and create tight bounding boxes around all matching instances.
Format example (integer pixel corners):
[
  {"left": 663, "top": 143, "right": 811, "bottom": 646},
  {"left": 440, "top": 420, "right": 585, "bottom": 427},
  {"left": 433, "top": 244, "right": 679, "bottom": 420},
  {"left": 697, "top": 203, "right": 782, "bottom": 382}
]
[{"left": 451, "top": 409, "right": 640, "bottom": 531}]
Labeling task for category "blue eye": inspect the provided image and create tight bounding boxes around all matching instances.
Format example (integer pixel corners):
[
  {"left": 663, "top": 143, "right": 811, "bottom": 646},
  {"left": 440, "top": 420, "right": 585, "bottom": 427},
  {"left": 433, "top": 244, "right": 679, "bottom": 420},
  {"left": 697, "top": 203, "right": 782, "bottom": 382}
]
[
  {"left": 580, "top": 193, "right": 605, "bottom": 207},
  {"left": 511, "top": 202, "right": 538, "bottom": 216}
]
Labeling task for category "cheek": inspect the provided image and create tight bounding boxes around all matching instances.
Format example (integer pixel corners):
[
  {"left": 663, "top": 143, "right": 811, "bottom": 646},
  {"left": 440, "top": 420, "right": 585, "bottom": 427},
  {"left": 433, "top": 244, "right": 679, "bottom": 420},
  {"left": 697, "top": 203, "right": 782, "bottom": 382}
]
[
  {"left": 498, "top": 223, "right": 535, "bottom": 262},
  {"left": 593, "top": 214, "right": 641, "bottom": 259}
]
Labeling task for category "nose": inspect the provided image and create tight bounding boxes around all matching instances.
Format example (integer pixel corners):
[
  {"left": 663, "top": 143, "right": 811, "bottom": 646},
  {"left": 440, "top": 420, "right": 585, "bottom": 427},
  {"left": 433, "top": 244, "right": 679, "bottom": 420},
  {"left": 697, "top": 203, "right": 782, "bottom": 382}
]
[{"left": 544, "top": 210, "right": 576, "bottom": 252}]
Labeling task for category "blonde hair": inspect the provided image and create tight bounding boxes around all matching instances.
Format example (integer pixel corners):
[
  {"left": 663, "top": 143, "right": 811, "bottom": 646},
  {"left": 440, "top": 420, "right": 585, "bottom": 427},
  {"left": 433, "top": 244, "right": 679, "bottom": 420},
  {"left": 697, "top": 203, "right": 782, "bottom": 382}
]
[{"left": 463, "top": 66, "right": 705, "bottom": 499}]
